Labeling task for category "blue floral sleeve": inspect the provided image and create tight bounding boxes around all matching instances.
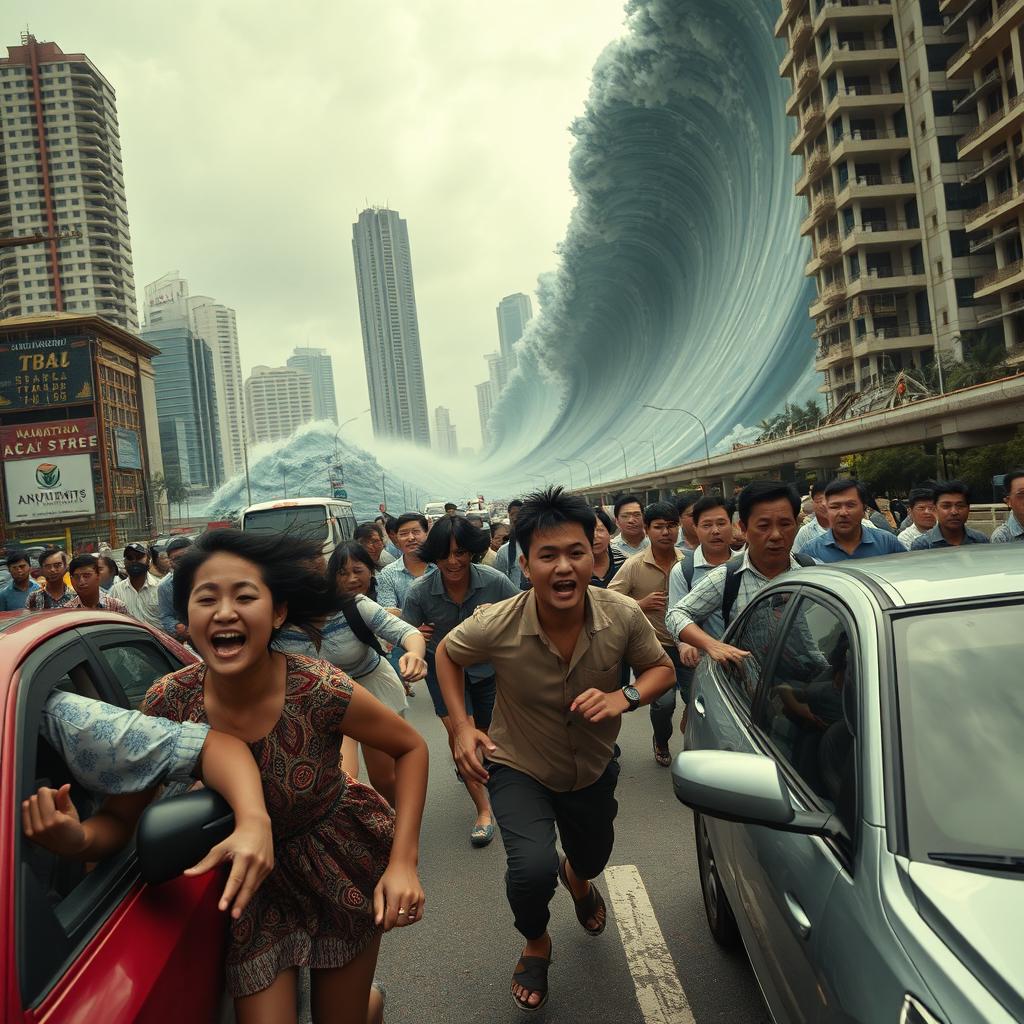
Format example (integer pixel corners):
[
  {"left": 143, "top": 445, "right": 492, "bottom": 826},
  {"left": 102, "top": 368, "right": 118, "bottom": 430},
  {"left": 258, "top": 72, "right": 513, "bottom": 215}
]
[{"left": 40, "top": 691, "right": 210, "bottom": 793}]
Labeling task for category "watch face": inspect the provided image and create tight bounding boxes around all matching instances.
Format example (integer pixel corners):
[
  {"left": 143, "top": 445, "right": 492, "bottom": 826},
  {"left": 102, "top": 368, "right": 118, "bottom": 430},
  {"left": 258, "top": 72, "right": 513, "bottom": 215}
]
[{"left": 624, "top": 685, "right": 641, "bottom": 704}]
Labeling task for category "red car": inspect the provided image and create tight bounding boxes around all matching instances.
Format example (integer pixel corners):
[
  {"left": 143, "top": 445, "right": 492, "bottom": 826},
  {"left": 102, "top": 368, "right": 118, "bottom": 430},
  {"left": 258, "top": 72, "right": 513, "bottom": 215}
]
[{"left": 0, "top": 610, "right": 229, "bottom": 1023}]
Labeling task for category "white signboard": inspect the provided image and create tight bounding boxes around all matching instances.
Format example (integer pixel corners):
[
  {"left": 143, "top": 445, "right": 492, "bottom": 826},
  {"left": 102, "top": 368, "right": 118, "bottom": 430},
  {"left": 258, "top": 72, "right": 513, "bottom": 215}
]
[{"left": 4, "top": 453, "right": 96, "bottom": 523}]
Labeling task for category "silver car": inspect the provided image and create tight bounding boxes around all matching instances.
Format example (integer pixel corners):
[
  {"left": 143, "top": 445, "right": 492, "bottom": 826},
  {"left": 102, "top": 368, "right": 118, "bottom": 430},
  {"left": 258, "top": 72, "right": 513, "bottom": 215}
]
[{"left": 672, "top": 545, "right": 1023, "bottom": 1024}]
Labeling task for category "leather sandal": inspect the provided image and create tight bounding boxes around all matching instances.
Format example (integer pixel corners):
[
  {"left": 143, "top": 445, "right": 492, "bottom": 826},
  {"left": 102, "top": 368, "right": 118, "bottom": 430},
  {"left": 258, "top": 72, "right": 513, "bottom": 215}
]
[
  {"left": 510, "top": 940, "right": 552, "bottom": 1012},
  {"left": 558, "top": 856, "right": 607, "bottom": 935}
]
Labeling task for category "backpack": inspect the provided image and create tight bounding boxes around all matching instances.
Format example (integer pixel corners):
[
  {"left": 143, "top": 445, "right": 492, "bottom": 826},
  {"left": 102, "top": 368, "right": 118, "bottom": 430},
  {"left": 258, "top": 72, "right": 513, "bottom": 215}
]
[
  {"left": 721, "top": 553, "right": 816, "bottom": 629},
  {"left": 680, "top": 547, "right": 696, "bottom": 589},
  {"left": 340, "top": 596, "right": 385, "bottom": 655}
]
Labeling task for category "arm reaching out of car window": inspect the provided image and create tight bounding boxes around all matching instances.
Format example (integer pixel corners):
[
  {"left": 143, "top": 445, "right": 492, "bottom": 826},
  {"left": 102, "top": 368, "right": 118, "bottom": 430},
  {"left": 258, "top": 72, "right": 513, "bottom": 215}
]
[{"left": 23, "top": 692, "right": 272, "bottom": 917}]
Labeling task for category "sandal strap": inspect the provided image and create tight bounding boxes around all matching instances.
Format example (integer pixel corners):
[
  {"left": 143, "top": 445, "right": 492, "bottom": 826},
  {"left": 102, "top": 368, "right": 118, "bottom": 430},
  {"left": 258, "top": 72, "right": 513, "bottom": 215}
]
[{"left": 559, "top": 857, "right": 607, "bottom": 935}]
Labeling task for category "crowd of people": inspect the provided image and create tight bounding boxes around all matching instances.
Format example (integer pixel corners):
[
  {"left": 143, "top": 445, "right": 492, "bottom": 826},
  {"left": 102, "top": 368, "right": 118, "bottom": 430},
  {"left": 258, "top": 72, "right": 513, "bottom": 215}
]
[{"left": 4, "top": 466, "right": 1023, "bottom": 1021}]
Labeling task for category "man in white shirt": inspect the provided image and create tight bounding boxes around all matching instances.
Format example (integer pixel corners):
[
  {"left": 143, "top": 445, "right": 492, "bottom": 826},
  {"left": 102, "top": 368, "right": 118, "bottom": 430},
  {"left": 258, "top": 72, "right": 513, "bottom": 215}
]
[
  {"left": 792, "top": 482, "right": 829, "bottom": 553},
  {"left": 610, "top": 494, "right": 650, "bottom": 558},
  {"left": 109, "top": 542, "right": 162, "bottom": 629},
  {"left": 897, "top": 488, "right": 937, "bottom": 549}
]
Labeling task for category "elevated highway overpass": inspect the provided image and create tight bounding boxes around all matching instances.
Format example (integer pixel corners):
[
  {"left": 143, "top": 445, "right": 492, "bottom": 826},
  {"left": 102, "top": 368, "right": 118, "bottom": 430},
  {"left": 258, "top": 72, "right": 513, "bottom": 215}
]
[{"left": 574, "top": 374, "right": 1024, "bottom": 503}]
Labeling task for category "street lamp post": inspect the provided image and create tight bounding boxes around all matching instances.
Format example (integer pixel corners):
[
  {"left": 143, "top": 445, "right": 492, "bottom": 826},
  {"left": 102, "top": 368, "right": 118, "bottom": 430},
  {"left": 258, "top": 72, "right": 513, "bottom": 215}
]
[
  {"left": 643, "top": 404, "right": 711, "bottom": 463},
  {"left": 612, "top": 438, "right": 628, "bottom": 479},
  {"left": 555, "top": 459, "right": 575, "bottom": 490},
  {"left": 571, "top": 458, "right": 594, "bottom": 487}
]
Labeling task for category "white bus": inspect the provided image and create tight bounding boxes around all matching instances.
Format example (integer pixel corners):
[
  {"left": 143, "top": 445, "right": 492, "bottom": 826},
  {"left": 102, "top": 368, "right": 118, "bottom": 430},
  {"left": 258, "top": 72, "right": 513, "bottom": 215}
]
[{"left": 240, "top": 497, "right": 357, "bottom": 561}]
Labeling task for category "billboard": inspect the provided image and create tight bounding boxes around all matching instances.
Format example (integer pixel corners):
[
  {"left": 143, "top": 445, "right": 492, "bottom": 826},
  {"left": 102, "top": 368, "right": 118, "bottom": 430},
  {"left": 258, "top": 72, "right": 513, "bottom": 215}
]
[
  {"left": 114, "top": 427, "right": 143, "bottom": 470},
  {"left": 0, "top": 337, "right": 93, "bottom": 411},
  {"left": 0, "top": 418, "right": 99, "bottom": 460},
  {"left": 4, "top": 453, "right": 96, "bottom": 523}
]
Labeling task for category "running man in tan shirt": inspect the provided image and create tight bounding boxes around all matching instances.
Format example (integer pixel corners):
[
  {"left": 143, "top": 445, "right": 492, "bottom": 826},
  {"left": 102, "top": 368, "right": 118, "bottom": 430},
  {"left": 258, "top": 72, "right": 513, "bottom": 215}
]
[{"left": 435, "top": 487, "right": 674, "bottom": 1013}]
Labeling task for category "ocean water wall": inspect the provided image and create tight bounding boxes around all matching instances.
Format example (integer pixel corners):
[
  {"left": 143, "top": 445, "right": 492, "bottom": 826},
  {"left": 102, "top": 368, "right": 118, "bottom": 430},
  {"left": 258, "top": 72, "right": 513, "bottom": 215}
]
[{"left": 483, "top": 0, "right": 817, "bottom": 481}]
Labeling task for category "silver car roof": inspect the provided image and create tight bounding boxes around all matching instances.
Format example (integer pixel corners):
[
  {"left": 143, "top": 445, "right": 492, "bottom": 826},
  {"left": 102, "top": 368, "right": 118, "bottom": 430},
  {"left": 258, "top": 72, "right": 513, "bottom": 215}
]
[{"left": 794, "top": 544, "right": 1024, "bottom": 608}]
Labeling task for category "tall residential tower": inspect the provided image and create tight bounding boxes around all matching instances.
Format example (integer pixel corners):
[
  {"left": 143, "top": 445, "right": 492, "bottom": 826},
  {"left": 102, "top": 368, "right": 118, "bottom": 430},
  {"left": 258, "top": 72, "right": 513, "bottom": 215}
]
[
  {"left": 496, "top": 292, "right": 533, "bottom": 367},
  {"left": 0, "top": 35, "right": 138, "bottom": 329},
  {"left": 351, "top": 208, "right": 431, "bottom": 446},
  {"left": 287, "top": 346, "right": 338, "bottom": 424}
]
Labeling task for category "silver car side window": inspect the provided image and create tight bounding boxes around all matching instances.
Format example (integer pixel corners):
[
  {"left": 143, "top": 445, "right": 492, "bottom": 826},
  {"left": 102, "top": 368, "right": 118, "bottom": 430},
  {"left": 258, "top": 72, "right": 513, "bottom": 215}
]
[{"left": 723, "top": 592, "right": 794, "bottom": 712}]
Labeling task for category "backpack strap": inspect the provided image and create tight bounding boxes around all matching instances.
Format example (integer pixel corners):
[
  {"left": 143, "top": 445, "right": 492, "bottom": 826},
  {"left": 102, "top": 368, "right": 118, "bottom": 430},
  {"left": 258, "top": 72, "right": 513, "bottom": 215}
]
[
  {"left": 720, "top": 555, "right": 746, "bottom": 629},
  {"left": 681, "top": 547, "right": 696, "bottom": 589},
  {"left": 340, "top": 596, "right": 384, "bottom": 656}
]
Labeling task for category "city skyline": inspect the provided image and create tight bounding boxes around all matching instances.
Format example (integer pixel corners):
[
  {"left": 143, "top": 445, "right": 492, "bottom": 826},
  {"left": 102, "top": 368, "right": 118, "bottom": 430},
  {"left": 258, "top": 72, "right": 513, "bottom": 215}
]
[{"left": 0, "top": 4, "right": 627, "bottom": 450}]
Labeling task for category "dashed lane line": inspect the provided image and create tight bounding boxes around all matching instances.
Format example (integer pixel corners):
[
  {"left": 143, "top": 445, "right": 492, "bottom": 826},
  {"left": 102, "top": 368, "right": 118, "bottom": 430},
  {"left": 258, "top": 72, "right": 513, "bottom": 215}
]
[{"left": 604, "top": 863, "right": 697, "bottom": 1024}]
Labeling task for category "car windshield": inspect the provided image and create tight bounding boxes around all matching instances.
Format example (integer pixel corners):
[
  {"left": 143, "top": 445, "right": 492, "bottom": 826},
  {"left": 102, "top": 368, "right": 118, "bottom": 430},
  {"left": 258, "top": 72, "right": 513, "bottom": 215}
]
[
  {"left": 894, "top": 603, "right": 1024, "bottom": 862},
  {"left": 243, "top": 506, "right": 330, "bottom": 542}
]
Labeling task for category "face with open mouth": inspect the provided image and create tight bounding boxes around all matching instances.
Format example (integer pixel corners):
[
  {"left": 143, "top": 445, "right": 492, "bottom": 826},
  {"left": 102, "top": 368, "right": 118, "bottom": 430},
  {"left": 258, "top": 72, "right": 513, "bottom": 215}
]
[
  {"left": 522, "top": 522, "right": 594, "bottom": 614},
  {"left": 187, "top": 552, "right": 287, "bottom": 675}
]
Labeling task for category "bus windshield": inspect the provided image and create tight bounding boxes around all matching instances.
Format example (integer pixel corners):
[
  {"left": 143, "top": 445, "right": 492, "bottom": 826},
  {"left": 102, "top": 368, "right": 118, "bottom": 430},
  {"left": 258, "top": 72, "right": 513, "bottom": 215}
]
[{"left": 242, "top": 506, "right": 331, "bottom": 542}]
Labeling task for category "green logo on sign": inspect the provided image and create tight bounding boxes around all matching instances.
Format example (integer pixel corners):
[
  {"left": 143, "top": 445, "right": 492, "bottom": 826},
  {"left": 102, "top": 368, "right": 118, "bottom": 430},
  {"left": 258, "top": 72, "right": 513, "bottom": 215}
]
[{"left": 36, "top": 462, "right": 61, "bottom": 488}]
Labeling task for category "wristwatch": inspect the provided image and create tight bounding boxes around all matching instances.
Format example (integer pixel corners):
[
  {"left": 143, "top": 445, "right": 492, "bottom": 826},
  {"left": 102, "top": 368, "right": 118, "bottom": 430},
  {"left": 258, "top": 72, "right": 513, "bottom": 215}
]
[{"left": 621, "top": 684, "right": 641, "bottom": 712}]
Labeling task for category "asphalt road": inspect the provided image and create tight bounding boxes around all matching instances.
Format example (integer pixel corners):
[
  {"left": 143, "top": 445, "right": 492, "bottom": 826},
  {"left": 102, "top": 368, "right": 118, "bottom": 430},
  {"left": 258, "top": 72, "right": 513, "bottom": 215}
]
[{"left": 370, "top": 692, "right": 769, "bottom": 1024}]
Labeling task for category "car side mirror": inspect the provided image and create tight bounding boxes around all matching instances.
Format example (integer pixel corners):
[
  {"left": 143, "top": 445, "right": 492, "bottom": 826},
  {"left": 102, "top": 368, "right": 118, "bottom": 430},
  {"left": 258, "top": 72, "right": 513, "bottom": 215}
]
[
  {"left": 136, "top": 788, "right": 234, "bottom": 885},
  {"left": 672, "top": 750, "right": 838, "bottom": 837}
]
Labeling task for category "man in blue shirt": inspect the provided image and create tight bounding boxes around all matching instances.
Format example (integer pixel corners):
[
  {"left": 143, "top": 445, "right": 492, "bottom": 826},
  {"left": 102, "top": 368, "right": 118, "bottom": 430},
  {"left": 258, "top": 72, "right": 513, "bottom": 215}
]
[
  {"left": 0, "top": 551, "right": 40, "bottom": 610},
  {"left": 376, "top": 513, "right": 436, "bottom": 611},
  {"left": 804, "top": 479, "right": 905, "bottom": 562},
  {"left": 911, "top": 480, "right": 991, "bottom": 549},
  {"left": 991, "top": 467, "right": 1024, "bottom": 543}
]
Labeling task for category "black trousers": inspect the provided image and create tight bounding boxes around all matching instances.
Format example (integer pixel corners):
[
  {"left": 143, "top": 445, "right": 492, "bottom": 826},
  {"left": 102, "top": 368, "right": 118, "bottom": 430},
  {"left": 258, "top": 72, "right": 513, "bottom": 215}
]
[{"left": 486, "top": 759, "right": 620, "bottom": 940}]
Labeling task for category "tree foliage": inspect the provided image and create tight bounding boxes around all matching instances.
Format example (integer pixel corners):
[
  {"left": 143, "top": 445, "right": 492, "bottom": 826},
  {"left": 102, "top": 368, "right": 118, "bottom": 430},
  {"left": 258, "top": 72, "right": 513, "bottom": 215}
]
[{"left": 756, "top": 399, "right": 823, "bottom": 441}]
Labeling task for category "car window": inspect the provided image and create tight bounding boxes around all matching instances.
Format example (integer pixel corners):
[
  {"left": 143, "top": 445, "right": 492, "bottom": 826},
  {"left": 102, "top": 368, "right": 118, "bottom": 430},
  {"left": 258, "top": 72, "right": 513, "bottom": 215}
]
[
  {"left": 722, "top": 590, "right": 795, "bottom": 712},
  {"left": 92, "top": 637, "right": 179, "bottom": 707},
  {"left": 758, "top": 596, "right": 856, "bottom": 833}
]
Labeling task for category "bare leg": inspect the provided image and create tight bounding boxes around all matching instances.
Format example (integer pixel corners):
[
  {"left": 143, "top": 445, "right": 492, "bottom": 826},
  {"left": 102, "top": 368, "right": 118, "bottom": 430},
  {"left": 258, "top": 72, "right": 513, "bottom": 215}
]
[
  {"left": 310, "top": 933, "right": 383, "bottom": 1024},
  {"left": 340, "top": 735, "right": 361, "bottom": 780},
  {"left": 440, "top": 716, "right": 491, "bottom": 828},
  {"left": 563, "top": 858, "right": 605, "bottom": 931},
  {"left": 361, "top": 745, "right": 397, "bottom": 807},
  {"left": 234, "top": 967, "right": 299, "bottom": 1024}
]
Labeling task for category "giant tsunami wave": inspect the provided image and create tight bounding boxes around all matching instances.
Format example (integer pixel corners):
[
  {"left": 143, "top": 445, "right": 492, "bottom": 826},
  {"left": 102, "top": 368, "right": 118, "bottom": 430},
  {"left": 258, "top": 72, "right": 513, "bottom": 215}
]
[
  {"left": 208, "top": 0, "right": 819, "bottom": 513},
  {"left": 483, "top": 0, "right": 817, "bottom": 482}
]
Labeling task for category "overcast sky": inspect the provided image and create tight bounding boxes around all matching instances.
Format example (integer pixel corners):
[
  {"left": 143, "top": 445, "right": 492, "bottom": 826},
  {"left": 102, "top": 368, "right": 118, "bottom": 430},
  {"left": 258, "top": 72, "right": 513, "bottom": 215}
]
[{"left": 9, "top": 1, "right": 628, "bottom": 450}]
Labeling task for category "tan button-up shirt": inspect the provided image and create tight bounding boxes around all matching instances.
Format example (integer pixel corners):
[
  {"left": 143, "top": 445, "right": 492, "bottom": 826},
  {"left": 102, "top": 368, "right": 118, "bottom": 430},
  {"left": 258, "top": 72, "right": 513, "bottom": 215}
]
[
  {"left": 606, "top": 546, "right": 682, "bottom": 646},
  {"left": 444, "top": 587, "right": 669, "bottom": 792}
]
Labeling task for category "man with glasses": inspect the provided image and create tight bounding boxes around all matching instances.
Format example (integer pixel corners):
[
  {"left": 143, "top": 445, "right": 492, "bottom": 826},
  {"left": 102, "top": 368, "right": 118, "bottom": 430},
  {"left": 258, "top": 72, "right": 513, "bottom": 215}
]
[
  {"left": 610, "top": 495, "right": 649, "bottom": 558},
  {"left": 910, "top": 481, "right": 990, "bottom": 548},
  {"left": 897, "top": 488, "right": 938, "bottom": 549},
  {"left": 991, "top": 468, "right": 1024, "bottom": 543},
  {"left": 376, "top": 513, "right": 436, "bottom": 612},
  {"left": 26, "top": 548, "right": 76, "bottom": 611}
]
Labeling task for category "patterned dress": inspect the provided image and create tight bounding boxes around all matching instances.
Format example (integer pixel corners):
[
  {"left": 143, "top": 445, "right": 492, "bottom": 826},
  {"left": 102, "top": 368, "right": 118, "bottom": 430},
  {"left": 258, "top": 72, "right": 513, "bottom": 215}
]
[{"left": 140, "top": 653, "right": 395, "bottom": 998}]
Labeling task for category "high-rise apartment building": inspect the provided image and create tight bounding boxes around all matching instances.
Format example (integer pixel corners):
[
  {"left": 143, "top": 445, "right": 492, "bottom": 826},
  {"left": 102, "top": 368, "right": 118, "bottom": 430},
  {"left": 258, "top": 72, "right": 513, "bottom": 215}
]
[
  {"left": 777, "top": 0, "right": 994, "bottom": 409},
  {"left": 0, "top": 35, "right": 138, "bottom": 329},
  {"left": 141, "top": 318, "right": 223, "bottom": 491},
  {"left": 947, "top": 0, "right": 1024, "bottom": 366},
  {"left": 144, "top": 272, "right": 247, "bottom": 480},
  {"left": 485, "top": 351, "right": 509, "bottom": 394},
  {"left": 433, "top": 405, "right": 458, "bottom": 456},
  {"left": 245, "top": 365, "right": 314, "bottom": 445},
  {"left": 476, "top": 380, "right": 495, "bottom": 448},
  {"left": 351, "top": 208, "right": 431, "bottom": 446},
  {"left": 496, "top": 292, "right": 533, "bottom": 367},
  {"left": 287, "top": 346, "right": 338, "bottom": 424}
]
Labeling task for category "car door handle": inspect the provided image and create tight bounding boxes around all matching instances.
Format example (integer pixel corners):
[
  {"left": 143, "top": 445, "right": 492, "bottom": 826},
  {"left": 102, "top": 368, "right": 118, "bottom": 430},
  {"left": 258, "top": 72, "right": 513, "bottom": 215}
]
[
  {"left": 692, "top": 694, "right": 706, "bottom": 717},
  {"left": 784, "top": 891, "right": 812, "bottom": 940}
]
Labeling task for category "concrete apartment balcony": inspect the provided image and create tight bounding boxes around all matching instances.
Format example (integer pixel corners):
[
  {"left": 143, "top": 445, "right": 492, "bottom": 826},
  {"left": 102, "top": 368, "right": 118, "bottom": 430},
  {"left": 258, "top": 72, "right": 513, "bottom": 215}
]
[
  {"left": 800, "top": 190, "right": 837, "bottom": 235},
  {"left": 974, "top": 255, "right": 1024, "bottom": 298},
  {"left": 947, "top": 0, "right": 1024, "bottom": 79},
  {"left": 810, "top": 280, "right": 849, "bottom": 317},
  {"left": 814, "top": 304, "right": 854, "bottom": 336},
  {"left": 851, "top": 322, "right": 934, "bottom": 358},
  {"left": 960, "top": 143, "right": 1013, "bottom": 185},
  {"left": 820, "top": 40, "right": 900, "bottom": 77},
  {"left": 969, "top": 221, "right": 1021, "bottom": 253},
  {"left": 790, "top": 102, "right": 825, "bottom": 153},
  {"left": 826, "top": 83, "right": 906, "bottom": 119},
  {"left": 841, "top": 219, "right": 922, "bottom": 251},
  {"left": 775, "top": 0, "right": 808, "bottom": 38},
  {"left": 836, "top": 173, "right": 917, "bottom": 207},
  {"left": 964, "top": 180, "right": 1024, "bottom": 232},
  {"left": 815, "top": 0, "right": 894, "bottom": 30},
  {"left": 830, "top": 129, "right": 911, "bottom": 163},
  {"left": 786, "top": 58, "right": 821, "bottom": 115},
  {"left": 805, "top": 233, "right": 844, "bottom": 275},
  {"left": 795, "top": 146, "right": 832, "bottom": 195},
  {"left": 779, "top": 16, "right": 813, "bottom": 74},
  {"left": 944, "top": 0, "right": 995, "bottom": 34},
  {"left": 976, "top": 294, "right": 1024, "bottom": 323},
  {"left": 846, "top": 266, "right": 927, "bottom": 298},
  {"left": 952, "top": 67, "right": 1003, "bottom": 113},
  {"left": 815, "top": 339, "right": 853, "bottom": 371},
  {"left": 958, "top": 93, "right": 1024, "bottom": 159}
]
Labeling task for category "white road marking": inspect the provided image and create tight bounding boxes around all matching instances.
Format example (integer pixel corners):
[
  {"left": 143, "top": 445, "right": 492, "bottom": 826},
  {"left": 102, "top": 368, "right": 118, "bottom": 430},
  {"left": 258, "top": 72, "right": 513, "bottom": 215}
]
[{"left": 604, "top": 863, "right": 697, "bottom": 1024}]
